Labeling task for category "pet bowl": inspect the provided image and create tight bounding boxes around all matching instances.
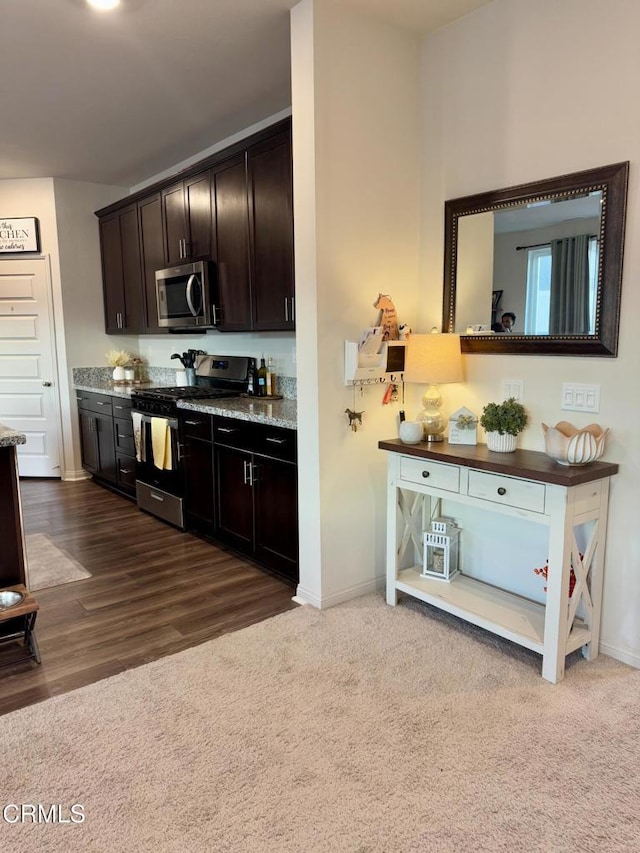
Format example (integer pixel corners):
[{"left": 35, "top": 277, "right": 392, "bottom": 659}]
[
  {"left": 0, "top": 590, "right": 24, "bottom": 611},
  {"left": 542, "top": 421, "right": 609, "bottom": 466}
]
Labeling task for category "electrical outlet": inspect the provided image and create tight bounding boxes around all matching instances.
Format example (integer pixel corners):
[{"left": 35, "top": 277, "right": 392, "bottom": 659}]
[
  {"left": 502, "top": 380, "right": 524, "bottom": 403},
  {"left": 561, "top": 382, "right": 600, "bottom": 413}
]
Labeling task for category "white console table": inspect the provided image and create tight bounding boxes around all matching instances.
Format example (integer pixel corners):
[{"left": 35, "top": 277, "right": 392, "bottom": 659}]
[{"left": 379, "top": 439, "right": 618, "bottom": 683}]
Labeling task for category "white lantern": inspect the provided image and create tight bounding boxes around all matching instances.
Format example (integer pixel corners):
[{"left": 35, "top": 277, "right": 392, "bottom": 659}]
[{"left": 422, "top": 517, "right": 460, "bottom": 582}]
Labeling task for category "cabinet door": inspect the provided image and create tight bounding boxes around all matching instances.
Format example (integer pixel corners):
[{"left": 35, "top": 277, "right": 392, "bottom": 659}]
[
  {"left": 78, "top": 410, "right": 99, "bottom": 474},
  {"left": 95, "top": 411, "right": 116, "bottom": 484},
  {"left": 214, "top": 445, "right": 253, "bottom": 552},
  {"left": 162, "top": 181, "right": 187, "bottom": 267},
  {"left": 185, "top": 170, "right": 212, "bottom": 261},
  {"left": 99, "top": 205, "right": 144, "bottom": 334},
  {"left": 99, "top": 213, "right": 125, "bottom": 334},
  {"left": 116, "top": 453, "right": 137, "bottom": 495},
  {"left": 139, "top": 193, "right": 167, "bottom": 333},
  {"left": 248, "top": 130, "right": 295, "bottom": 331},
  {"left": 119, "top": 204, "right": 145, "bottom": 333},
  {"left": 183, "top": 436, "right": 215, "bottom": 529},
  {"left": 211, "top": 155, "right": 252, "bottom": 331},
  {"left": 253, "top": 457, "right": 298, "bottom": 581}
]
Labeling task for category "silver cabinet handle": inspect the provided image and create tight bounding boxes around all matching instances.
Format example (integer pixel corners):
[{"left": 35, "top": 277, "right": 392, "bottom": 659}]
[
  {"left": 185, "top": 420, "right": 203, "bottom": 426},
  {"left": 95, "top": 401, "right": 108, "bottom": 406},
  {"left": 243, "top": 459, "right": 250, "bottom": 485},
  {"left": 284, "top": 297, "right": 289, "bottom": 322},
  {"left": 291, "top": 296, "right": 295, "bottom": 322},
  {"left": 150, "top": 492, "right": 165, "bottom": 502},
  {"left": 265, "top": 437, "right": 286, "bottom": 445},
  {"left": 211, "top": 304, "right": 219, "bottom": 325},
  {"left": 218, "top": 427, "right": 237, "bottom": 434},
  {"left": 42, "top": 381, "right": 52, "bottom": 387},
  {"left": 120, "top": 467, "right": 135, "bottom": 475}
]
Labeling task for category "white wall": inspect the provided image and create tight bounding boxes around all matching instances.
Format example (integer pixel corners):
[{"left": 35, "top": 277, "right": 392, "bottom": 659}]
[
  {"left": 420, "top": 0, "right": 640, "bottom": 666},
  {"left": 291, "top": 0, "right": 422, "bottom": 606}
]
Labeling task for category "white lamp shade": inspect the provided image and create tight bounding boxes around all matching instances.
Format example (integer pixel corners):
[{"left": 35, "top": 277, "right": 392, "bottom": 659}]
[{"left": 404, "top": 334, "right": 463, "bottom": 385}]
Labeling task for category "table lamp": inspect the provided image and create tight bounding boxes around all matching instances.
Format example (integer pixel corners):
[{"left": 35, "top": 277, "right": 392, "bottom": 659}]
[{"left": 404, "top": 332, "right": 463, "bottom": 442}]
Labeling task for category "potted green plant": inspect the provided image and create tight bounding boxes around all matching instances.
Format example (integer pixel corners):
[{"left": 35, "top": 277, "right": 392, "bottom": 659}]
[{"left": 480, "top": 397, "right": 528, "bottom": 452}]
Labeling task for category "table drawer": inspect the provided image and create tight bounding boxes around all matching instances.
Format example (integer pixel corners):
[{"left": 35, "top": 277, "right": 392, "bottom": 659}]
[
  {"left": 399, "top": 456, "right": 460, "bottom": 493},
  {"left": 467, "top": 470, "right": 546, "bottom": 513}
]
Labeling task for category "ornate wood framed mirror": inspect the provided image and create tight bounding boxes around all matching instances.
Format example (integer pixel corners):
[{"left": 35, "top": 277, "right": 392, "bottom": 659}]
[{"left": 442, "top": 162, "right": 629, "bottom": 356}]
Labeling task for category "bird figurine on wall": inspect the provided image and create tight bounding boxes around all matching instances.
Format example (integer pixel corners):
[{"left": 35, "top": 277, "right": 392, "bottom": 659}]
[{"left": 345, "top": 408, "right": 365, "bottom": 432}]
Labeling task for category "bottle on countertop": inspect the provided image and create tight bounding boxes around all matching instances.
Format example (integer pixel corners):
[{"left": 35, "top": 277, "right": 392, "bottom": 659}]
[
  {"left": 247, "top": 361, "right": 256, "bottom": 396},
  {"left": 257, "top": 356, "right": 268, "bottom": 397},
  {"left": 266, "top": 357, "right": 275, "bottom": 397}
]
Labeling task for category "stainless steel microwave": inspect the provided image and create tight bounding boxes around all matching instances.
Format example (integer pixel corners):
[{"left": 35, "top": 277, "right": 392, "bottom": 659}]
[{"left": 156, "top": 261, "right": 214, "bottom": 329}]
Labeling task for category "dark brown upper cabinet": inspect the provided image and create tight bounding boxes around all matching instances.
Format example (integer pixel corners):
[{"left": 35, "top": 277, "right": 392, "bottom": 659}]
[
  {"left": 162, "top": 169, "right": 212, "bottom": 266},
  {"left": 211, "top": 154, "right": 253, "bottom": 331},
  {"left": 96, "top": 118, "right": 294, "bottom": 335},
  {"left": 248, "top": 129, "right": 295, "bottom": 331},
  {"left": 211, "top": 126, "right": 295, "bottom": 332},
  {"left": 99, "top": 203, "right": 145, "bottom": 334},
  {"left": 138, "top": 193, "right": 167, "bottom": 333}
]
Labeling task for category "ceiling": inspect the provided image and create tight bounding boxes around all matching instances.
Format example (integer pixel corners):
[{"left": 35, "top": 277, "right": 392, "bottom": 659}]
[{"left": 0, "top": 0, "right": 490, "bottom": 188}]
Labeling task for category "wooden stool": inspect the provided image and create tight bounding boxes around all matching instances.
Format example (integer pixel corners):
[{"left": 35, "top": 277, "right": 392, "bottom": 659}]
[{"left": 0, "top": 585, "right": 41, "bottom": 668}]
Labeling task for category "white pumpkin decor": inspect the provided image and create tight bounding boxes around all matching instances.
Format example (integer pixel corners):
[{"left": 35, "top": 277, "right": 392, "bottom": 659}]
[{"left": 542, "top": 421, "right": 609, "bottom": 466}]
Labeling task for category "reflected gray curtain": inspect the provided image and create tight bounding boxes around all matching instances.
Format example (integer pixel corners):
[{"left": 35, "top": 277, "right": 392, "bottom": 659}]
[{"left": 549, "top": 235, "right": 590, "bottom": 334}]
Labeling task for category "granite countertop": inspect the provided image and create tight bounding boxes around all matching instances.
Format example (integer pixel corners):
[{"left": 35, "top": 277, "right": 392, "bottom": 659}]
[
  {"left": 73, "top": 382, "right": 297, "bottom": 429},
  {"left": 74, "top": 380, "right": 162, "bottom": 398},
  {"left": 179, "top": 397, "right": 297, "bottom": 430},
  {"left": 0, "top": 423, "right": 26, "bottom": 447}
]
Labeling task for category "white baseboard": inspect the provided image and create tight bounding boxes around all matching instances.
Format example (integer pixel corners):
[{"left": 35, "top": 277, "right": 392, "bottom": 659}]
[
  {"left": 62, "top": 470, "right": 91, "bottom": 482},
  {"left": 599, "top": 640, "right": 640, "bottom": 670},
  {"left": 294, "top": 576, "right": 384, "bottom": 610}
]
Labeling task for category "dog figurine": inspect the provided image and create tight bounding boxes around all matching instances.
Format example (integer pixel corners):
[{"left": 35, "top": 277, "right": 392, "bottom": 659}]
[{"left": 345, "top": 408, "right": 364, "bottom": 433}]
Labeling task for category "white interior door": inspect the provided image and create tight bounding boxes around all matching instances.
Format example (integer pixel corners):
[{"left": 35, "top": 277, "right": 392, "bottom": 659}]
[{"left": 0, "top": 258, "right": 62, "bottom": 477}]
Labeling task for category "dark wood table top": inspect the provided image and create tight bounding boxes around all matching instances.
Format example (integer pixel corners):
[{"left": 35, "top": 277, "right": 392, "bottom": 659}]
[{"left": 378, "top": 438, "right": 619, "bottom": 487}]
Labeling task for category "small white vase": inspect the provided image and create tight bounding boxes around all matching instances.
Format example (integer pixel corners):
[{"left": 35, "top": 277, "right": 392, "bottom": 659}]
[
  {"left": 399, "top": 421, "right": 423, "bottom": 445},
  {"left": 485, "top": 431, "right": 517, "bottom": 453},
  {"left": 112, "top": 366, "right": 126, "bottom": 382}
]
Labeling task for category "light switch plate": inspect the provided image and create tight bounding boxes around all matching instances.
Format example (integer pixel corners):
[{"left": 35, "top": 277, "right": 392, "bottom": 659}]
[
  {"left": 561, "top": 382, "right": 600, "bottom": 412},
  {"left": 502, "top": 380, "right": 524, "bottom": 403}
]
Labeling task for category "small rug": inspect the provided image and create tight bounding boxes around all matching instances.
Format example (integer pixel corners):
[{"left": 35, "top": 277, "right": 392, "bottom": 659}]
[{"left": 25, "top": 533, "right": 92, "bottom": 590}]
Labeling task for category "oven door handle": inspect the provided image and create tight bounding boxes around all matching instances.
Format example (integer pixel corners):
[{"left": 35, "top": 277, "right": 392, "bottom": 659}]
[{"left": 137, "top": 413, "right": 179, "bottom": 430}]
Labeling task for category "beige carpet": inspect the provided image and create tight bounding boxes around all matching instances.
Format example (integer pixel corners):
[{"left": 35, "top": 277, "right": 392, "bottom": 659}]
[
  {"left": 1, "top": 594, "right": 639, "bottom": 852},
  {"left": 25, "top": 533, "right": 92, "bottom": 590}
]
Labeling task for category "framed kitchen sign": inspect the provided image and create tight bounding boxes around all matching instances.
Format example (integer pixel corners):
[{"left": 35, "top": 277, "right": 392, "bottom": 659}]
[{"left": 0, "top": 217, "right": 41, "bottom": 253}]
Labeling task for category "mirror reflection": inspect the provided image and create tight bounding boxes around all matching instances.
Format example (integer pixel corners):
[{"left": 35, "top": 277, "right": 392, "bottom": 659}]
[{"left": 456, "top": 192, "right": 602, "bottom": 336}]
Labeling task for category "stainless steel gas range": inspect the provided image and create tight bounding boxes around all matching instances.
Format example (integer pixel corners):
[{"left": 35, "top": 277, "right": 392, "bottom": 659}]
[{"left": 131, "top": 354, "right": 253, "bottom": 529}]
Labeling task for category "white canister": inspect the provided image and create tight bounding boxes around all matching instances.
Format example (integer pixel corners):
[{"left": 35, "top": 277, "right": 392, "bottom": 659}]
[
  {"left": 175, "top": 368, "right": 188, "bottom": 386},
  {"left": 399, "top": 421, "right": 423, "bottom": 445}
]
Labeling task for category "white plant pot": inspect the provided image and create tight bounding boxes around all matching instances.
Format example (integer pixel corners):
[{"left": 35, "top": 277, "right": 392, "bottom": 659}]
[
  {"left": 399, "top": 421, "right": 423, "bottom": 445},
  {"left": 485, "top": 431, "right": 517, "bottom": 453},
  {"left": 112, "top": 366, "right": 126, "bottom": 382}
]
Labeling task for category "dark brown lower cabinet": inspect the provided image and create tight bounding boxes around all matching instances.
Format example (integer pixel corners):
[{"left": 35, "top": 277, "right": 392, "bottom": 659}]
[
  {"left": 77, "top": 393, "right": 135, "bottom": 497},
  {"left": 181, "top": 413, "right": 298, "bottom": 584}
]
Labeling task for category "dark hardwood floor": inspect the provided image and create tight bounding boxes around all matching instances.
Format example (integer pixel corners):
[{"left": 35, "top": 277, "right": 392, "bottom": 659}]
[{"left": 0, "top": 478, "right": 297, "bottom": 716}]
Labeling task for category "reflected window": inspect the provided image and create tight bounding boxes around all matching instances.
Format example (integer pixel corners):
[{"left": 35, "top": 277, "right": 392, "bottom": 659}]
[{"left": 524, "top": 238, "right": 599, "bottom": 335}]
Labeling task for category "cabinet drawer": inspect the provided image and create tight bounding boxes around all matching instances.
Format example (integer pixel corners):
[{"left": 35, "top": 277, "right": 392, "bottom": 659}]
[
  {"left": 467, "top": 470, "right": 546, "bottom": 514},
  {"left": 116, "top": 453, "right": 137, "bottom": 493},
  {"left": 252, "top": 425, "right": 297, "bottom": 463},
  {"left": 114, "top": 416, "right": 135, "bottom": 456},
  {"left": 399, "top": 456, "right": 459, "bottom": 493},
  {"left": 181, "top": 412, "right": 212, "bottom": 441},
  {"left": 76, "top": 391, "right": 113, "bottom": 416},
  {"left": 212, "top": 416, "right": 252, "bottom": 447},
  {"left": 112, "top": 398, "right": 133, "bottom": 416}
]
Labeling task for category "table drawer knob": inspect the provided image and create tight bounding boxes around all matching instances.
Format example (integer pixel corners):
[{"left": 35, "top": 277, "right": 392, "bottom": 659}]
[
  {"left": 422, "top": 470, "right": 430, "bottom": 479},
  {"left": 497, "top": 487, "right": 507, "bottom": 496}
]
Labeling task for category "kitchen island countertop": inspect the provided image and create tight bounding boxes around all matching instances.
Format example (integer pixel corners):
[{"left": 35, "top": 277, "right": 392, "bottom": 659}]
[{"left": 0, "top": 423, "right": 27, "bottom": 447}]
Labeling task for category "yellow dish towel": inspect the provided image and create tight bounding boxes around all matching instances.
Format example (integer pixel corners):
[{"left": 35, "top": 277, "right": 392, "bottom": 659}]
[{"left": 150, "top": 417, "right": 173, "bottom": 470}]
